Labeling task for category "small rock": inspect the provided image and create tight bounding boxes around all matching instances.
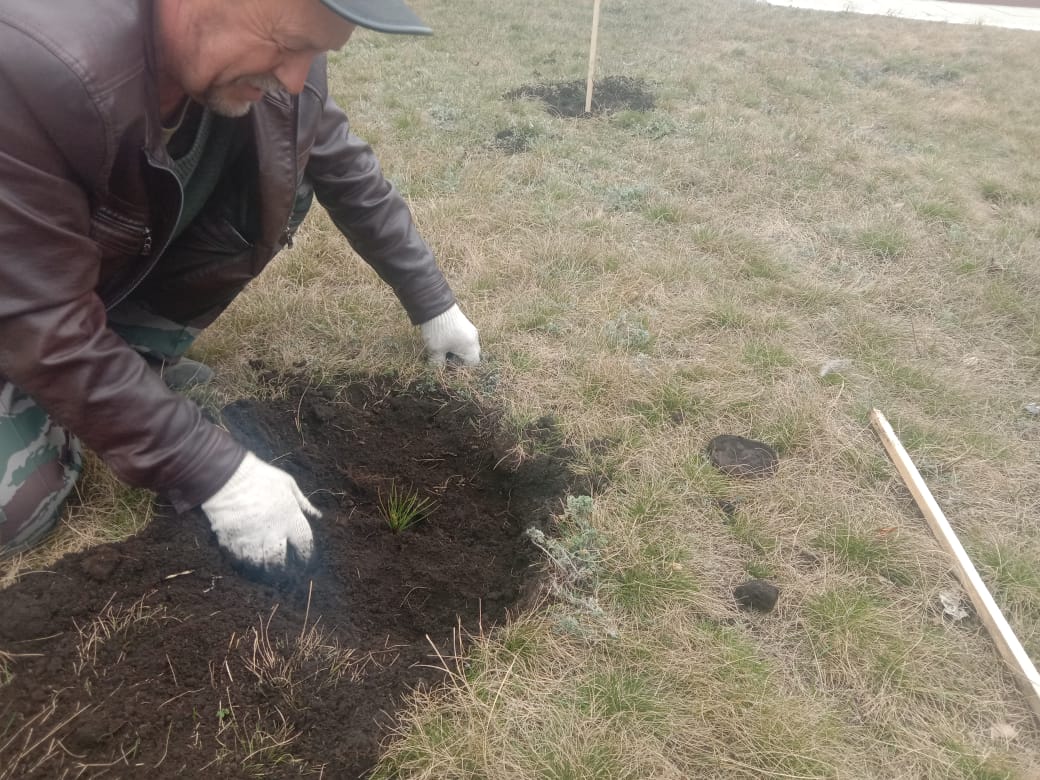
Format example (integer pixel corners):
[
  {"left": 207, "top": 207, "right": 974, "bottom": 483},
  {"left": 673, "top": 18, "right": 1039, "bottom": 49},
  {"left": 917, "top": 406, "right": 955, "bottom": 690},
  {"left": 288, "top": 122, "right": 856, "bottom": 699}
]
[
  {"left": 734, "top": 579, "right": 780, "bottom": 612},
  {"left": 707, "top": 435, "right": 779, "bottom": 478},
  {"left": 1023, "top": 402, "right": 1040, "bottom": 416}
]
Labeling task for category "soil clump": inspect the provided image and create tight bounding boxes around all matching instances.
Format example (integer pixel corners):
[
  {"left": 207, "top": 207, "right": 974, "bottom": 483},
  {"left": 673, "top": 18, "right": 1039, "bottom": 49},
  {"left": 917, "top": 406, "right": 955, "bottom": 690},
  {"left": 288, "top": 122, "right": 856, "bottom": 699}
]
[
  {"left": 734, "top": 579, "right": 781, "bottom": 613},
  {"left": 707, "top": 435, "right": 780, "bottom": 478},
  {"left": 0, "top": 377, "right": 569, "bottom": 778}
]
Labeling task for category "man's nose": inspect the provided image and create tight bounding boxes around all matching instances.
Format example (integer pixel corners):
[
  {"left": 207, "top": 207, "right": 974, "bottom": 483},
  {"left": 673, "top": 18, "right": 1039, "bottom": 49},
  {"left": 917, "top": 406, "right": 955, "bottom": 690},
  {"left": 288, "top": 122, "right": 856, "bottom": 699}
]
[{"left": 273, "top": 52, "right": 315, "bottom": 95}]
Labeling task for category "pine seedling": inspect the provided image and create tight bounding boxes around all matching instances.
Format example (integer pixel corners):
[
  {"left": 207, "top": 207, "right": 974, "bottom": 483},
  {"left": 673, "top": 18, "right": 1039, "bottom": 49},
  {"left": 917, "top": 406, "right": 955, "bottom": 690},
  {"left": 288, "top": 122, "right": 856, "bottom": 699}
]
[{"left": 379, "top": 482, "right": 436, "bottom": 534}]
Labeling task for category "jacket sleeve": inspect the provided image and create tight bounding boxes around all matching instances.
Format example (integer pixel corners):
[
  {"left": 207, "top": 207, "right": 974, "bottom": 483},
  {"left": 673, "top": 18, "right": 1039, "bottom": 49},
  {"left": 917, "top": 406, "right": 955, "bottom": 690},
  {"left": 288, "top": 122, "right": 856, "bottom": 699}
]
[
  {"left": 0, "top": 27, "right": 244, "bottom": 512},
  {"left": 303, "top": 66, "right": 456, "bottom": 325}
]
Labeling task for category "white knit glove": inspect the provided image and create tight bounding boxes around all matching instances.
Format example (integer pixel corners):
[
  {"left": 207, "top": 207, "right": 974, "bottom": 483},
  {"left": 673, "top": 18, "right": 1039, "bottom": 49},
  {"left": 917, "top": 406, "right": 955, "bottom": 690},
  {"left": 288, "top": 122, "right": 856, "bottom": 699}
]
[
  {"left": 420, "top": 304, "right": 481, "bottom": 366},
  {"left": 201, "top": 452, "right": 318, "bottom": 573}
]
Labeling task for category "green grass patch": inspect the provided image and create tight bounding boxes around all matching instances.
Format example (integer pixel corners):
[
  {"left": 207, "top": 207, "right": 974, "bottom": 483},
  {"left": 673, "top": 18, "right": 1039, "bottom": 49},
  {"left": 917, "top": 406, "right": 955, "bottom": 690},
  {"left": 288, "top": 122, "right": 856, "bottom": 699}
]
[
  {"left": 745, "top": 561, "right": 775, "bottom": 579},
  {"left": 621, "top": 482, "right": 676, "bottom": 524},
  {"left": 805, "top": 588, "right": 914, "bottom": 688},
  {"left": 980, "top": 180, "right": 1032, "bottom": 206},
  {"left": 854, "top": 226, "right": 911, "bottom": 260},
  {"left": 974, "top": 542, "right": 1040, "bottom": 655},
  {"left": 379, "top": 482, "right": 436, "bottom": 533},
  {"left": 702, "top": 301, "right": 753, "bottom": 330},
  {"left": 578, "top": 668, "right": 668, "bottom": 723},
  {"left": 532, "top": 736, "right": 629, "bottom": 780},
  {"left": 726, "top": 511, "right": 777, "bottom": 556},
  {"left": 628, "top": 376, "right": 715, "bottom": 427},
  {"left": 750, "top": 406, "right": 815, "bottom": 456},
  {"left": 813, "top": 526, "right": 915, "bottom": 585},
  {"left": 835, "top": 447, "right": 893, "bottom": 487},
  {"left": 515, "top": 297, "right": 569, "bottom": 336},
  {"left": 946, "top": 741, "right": 1016, "bottom": 780},
  {"left": 681, "top": 454, "right": 733, "bottom": 499},
  {"left": 609, "top": 562, "right": 700, "bottom": 616},
  {"left": 742, "top": 339, "right": 795, "bottom": 376},
  {"left": 914, "top": 199, "right": 963, "bottom": 225}
]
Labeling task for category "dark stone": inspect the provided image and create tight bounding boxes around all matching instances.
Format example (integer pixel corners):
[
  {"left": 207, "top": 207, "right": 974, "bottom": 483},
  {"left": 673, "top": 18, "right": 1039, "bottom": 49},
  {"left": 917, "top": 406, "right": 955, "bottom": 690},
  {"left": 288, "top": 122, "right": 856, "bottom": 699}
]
[
  {"left": 707, "top": 435, "right": 779, "bottom": 478},
  {"left": 734, "top": 579, "right": 780, "bottom": 612}
]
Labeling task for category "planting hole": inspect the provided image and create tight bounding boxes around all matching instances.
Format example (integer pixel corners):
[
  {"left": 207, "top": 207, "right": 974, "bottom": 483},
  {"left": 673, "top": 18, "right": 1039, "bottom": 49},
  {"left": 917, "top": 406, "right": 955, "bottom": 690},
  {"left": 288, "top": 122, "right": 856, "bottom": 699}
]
[
  {"left": 504, "top": 76, "right": 656, "bottom": 117},
  {"left": 0, "top": 377, "right": 570, "bottom": 777}
]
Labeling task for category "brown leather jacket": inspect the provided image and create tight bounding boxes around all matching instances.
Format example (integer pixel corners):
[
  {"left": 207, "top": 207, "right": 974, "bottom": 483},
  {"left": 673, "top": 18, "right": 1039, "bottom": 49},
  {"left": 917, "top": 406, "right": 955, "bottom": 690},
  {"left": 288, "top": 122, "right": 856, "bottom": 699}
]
[{"left": 0, "top": 0, "right": 455, "bottom": 510}]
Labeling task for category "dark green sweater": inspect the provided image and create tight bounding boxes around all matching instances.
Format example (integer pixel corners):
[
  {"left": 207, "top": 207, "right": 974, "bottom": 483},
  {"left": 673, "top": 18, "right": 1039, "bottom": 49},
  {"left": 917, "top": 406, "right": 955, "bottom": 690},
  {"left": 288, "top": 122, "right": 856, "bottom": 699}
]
[{"left": 163, "top": 103, "right": 240, "bottom": 241}]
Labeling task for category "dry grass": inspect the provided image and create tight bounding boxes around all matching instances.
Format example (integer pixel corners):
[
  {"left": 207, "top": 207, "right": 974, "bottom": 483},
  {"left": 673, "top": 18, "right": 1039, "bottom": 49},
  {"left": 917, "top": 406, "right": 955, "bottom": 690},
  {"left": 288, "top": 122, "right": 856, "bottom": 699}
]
[
  {"left": 209, "top": 694, "right": 311, "bottom": 778},
  {"left": 0, "top": 693, "right": 96, "bottom": 780},
  {"left": 207, "top": 603, "right": 362, "bottom": 777},
  {"left": 4, "top": 0, "right": 1040, "bottom": 775},
  {"left": 73, "top": 591, "right": 176, "bottom": 677},
  {"left": 242, "top": 601, "right": 363, "bottom": 708}
]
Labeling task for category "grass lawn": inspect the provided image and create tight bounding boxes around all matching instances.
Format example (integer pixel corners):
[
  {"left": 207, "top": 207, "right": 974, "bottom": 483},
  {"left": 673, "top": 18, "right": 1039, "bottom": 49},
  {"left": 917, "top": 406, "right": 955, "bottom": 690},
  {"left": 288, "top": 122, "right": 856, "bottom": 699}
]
[{"left": 4, "top": 0, "right": 1040, "bottom": 776}]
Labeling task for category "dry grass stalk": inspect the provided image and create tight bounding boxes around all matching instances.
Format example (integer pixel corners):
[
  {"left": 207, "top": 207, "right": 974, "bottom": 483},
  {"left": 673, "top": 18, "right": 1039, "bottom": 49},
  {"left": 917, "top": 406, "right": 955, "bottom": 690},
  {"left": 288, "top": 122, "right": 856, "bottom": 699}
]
[
  {"left": 72, "top": 591, "right": 175, "bottom": 677},
  {"left": 242, "top": 605, "right": 361, "bottom": 709}
]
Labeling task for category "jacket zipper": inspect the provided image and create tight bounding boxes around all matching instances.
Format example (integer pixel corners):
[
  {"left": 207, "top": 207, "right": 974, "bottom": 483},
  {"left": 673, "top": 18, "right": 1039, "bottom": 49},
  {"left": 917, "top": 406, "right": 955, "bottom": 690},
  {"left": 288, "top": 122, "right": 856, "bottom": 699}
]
[
  {"left": 279, "top": 95, "right": 301, "bottom": 249},
  {"left": 99, "top": 207, "right": 153, "bottom": 256},
  {"left": 103, "top": 159, "right": 183, "bottom": 310}
]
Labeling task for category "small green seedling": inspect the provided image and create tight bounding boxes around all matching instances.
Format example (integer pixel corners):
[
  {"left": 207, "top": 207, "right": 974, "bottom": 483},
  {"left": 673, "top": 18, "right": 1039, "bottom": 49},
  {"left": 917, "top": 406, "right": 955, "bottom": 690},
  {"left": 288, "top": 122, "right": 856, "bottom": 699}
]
[{"left": 379, "top": 483, "right": 436, "bottom": 534}]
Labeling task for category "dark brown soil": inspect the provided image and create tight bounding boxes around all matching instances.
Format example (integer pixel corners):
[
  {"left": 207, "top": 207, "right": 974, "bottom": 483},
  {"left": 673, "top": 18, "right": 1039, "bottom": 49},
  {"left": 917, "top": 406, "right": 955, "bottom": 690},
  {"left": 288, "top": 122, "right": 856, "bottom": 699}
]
[
  {"left": 504, "top": 76, "right": 655, "bottom": 117},
  {"left": 0, "top": 377, "right": 571, "bottom": 778}
]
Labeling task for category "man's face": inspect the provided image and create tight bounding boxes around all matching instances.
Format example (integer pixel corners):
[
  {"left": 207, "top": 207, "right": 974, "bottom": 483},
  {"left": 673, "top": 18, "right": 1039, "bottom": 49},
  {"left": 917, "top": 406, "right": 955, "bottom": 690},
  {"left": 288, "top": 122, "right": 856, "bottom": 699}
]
[{"left": 161, "top": 0, "right": 357, "bottom": 117}]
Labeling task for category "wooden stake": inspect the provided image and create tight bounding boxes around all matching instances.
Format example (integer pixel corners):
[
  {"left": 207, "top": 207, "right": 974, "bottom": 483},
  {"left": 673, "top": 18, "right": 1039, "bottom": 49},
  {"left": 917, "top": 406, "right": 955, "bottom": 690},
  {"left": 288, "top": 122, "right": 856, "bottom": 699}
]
[
  {"left": 584, "top": 0, "right": 603, "bottom": 114},
  {"left": 870, "top": 408, "right": 1040, "bottom": 723}
]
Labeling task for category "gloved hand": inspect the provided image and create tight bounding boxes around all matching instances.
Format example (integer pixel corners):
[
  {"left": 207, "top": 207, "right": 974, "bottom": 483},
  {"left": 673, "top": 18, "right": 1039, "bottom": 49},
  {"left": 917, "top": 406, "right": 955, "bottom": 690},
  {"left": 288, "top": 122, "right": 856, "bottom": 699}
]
[
  {"left": 420, "top": 303, "right": 480, "bottom": 366},
  {"left": 201, "top": 452, "right": 318, "bottom": 574}
]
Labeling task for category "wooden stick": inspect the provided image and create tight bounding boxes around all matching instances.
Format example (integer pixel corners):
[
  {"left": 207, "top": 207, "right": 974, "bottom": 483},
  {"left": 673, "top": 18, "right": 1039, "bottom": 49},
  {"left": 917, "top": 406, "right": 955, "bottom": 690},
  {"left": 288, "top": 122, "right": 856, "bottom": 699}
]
[
  {"left": 870, "top": 408, "right": 1040, "bottom": 723},
  {"left": 584, "top": 0, "right": 603, "bottom": 114}
]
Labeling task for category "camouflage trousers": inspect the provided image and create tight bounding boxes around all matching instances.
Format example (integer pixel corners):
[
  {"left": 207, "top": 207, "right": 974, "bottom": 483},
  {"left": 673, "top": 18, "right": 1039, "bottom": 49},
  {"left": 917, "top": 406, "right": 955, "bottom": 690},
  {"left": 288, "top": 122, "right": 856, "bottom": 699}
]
[{"left": 0, "top": 304, "right": 200, "bottom": 554}]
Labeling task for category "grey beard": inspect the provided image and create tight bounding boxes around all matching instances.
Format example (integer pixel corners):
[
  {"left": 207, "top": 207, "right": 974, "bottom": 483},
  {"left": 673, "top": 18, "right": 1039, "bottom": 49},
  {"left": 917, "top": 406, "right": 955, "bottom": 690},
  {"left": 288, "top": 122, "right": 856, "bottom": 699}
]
[{"left": 203, "top": 74, "right": 285, "bottom": 118}]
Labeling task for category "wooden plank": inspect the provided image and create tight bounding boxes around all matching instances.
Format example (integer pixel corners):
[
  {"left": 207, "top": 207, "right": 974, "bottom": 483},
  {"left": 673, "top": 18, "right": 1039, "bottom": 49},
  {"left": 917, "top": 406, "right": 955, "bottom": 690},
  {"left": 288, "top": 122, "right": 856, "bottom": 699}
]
[
  {"left": 584, "top": 0, "right": 603, "bottom": 114},
  {"left": 870, "top": 408, "right": 1040, "bottom": 723}
]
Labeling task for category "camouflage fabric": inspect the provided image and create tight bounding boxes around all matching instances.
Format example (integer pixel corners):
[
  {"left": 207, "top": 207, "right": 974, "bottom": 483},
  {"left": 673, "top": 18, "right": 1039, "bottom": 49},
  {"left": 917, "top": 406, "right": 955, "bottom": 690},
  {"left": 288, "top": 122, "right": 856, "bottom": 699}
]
[
  {"left": 0, "top": 382, "right": 83, "bottom": 553},
  {"left": 0, "top": 299, "right": 200, "bottom": 555},
  {"left": 106, "top": 301, "right": 201, "bottom": 361}
]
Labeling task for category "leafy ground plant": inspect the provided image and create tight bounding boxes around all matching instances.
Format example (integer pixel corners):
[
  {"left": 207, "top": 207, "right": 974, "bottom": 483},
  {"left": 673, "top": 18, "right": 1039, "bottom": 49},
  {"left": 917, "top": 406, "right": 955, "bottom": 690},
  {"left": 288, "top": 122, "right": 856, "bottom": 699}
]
[{"left": 379, "top": 482, "right": 436, "bottom": 534}]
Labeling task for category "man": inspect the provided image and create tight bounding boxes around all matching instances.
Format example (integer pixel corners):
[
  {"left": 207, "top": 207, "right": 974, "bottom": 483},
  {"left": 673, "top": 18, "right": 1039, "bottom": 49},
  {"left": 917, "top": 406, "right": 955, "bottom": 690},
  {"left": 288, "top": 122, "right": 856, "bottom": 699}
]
[{"left": 0, "top": 0, "right": 481, "bottom": 574}]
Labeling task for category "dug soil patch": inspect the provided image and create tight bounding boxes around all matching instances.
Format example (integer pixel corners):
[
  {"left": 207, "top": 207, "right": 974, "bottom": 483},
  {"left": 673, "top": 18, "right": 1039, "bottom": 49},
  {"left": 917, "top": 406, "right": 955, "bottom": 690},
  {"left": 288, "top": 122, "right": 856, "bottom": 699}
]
[
  {"left": 0, "top": 378, "right": 569, "bottom": 778},
  {"left": 505, "top": 75, "right": 655, "bottom": 117}
]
